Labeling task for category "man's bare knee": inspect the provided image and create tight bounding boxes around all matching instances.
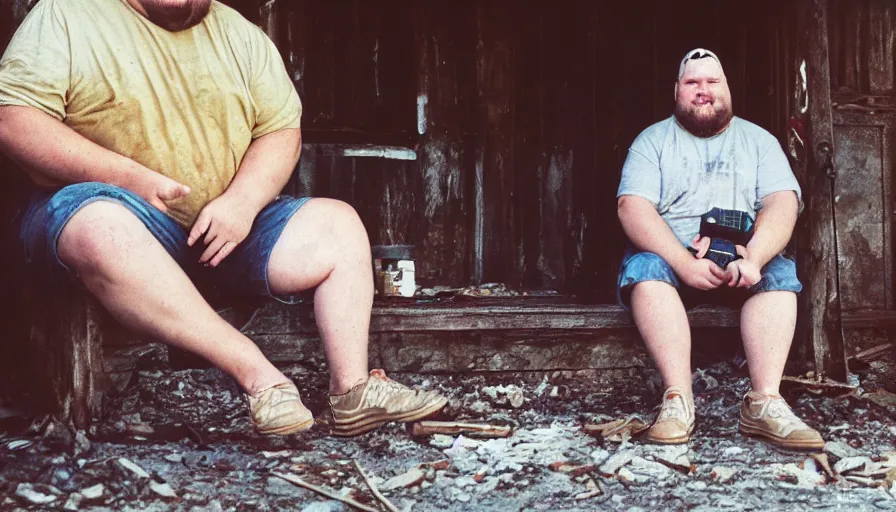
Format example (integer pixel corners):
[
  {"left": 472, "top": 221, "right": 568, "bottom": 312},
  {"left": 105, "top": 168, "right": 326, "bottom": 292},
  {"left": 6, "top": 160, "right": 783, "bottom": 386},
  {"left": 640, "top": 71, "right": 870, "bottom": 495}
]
[
  {"left": 57, "top": 201, "right": 149, "bottom": 272},
  {"left": 306, "top": 198, "right": 370, "bottom": 257}
]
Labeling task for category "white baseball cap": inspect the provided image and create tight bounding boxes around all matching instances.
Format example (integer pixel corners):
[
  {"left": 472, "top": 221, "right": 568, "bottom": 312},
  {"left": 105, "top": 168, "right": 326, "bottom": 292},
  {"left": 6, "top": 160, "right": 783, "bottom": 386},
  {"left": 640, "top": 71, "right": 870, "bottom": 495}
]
[{"left": 678, "top": 48, "right": 723, "bottom": 80}]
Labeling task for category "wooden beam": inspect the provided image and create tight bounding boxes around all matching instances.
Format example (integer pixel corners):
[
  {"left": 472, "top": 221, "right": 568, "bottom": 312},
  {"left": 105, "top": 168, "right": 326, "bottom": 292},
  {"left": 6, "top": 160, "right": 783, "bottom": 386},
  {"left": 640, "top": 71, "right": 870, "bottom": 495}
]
[
  {"left": 240, "top": 300, "right": 739, "bottom": 335},
  {"left": 841, "top": 309, "right": 896, "bottom": 329},
  {"left": 796, "top": 0, "right": 848, "bottom": 379},
  {"left": 28, "top": 287, "right": 105, "bottom": 430}
]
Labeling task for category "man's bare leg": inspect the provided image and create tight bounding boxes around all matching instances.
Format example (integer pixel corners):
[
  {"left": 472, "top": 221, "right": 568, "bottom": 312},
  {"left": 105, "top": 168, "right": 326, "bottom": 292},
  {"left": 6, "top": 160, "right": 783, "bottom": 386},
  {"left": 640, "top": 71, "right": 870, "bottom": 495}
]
[
  {"left": 630, "top": 281, "right": 693, "bottom": 391},
  {"left": 57, "top": 201, "right": 287, "bottom": 395},
  {"left": 738, "top": 290, "right": 822, "bottom": 449},
  {"left": 740, "top": 291, "right": 796, "bottom": 394},
  {"left": 267, "top": 198, "right": 371, "bottom": 395},
  {"left": 630, "top": 281, "right": 696, "bottom": 443}
]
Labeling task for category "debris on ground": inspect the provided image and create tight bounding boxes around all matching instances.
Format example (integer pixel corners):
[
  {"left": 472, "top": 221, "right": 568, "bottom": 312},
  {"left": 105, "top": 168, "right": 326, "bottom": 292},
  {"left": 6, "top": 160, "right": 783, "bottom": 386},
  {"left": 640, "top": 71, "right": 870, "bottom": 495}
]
[{"left": 1, "top": 361, "right": 895, "bottom": 510}]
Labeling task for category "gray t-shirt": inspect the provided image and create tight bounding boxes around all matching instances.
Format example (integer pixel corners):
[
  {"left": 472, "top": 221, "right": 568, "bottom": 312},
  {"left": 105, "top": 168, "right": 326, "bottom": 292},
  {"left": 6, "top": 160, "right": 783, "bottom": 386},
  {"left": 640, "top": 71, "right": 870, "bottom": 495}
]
[{"left": 617, "top": 116, "right": 801, "bottom": 246}]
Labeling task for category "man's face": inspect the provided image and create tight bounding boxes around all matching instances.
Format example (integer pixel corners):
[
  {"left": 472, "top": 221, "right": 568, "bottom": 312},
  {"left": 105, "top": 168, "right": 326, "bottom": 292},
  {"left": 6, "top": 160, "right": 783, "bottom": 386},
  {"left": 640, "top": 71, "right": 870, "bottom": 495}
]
[
  {"left": 674, "top": 58, "right": 733, "bottom": 137},
  {"left": 129, "top": 0, "right": 212, "bottom": 32}
]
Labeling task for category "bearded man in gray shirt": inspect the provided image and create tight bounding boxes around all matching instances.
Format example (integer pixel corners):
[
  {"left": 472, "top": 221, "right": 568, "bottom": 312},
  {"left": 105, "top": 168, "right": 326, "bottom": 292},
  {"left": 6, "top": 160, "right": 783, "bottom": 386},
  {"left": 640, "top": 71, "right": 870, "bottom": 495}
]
[{"left": 616, "top": 48, "right": 823, "bottom": 450}]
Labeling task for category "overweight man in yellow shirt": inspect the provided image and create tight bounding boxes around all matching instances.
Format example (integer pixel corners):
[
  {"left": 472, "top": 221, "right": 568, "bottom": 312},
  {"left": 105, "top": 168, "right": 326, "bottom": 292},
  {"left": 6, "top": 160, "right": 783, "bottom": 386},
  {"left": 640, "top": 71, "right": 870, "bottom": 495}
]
[{"left": 0, "top": 0, "right": 446, "bottom": 436}]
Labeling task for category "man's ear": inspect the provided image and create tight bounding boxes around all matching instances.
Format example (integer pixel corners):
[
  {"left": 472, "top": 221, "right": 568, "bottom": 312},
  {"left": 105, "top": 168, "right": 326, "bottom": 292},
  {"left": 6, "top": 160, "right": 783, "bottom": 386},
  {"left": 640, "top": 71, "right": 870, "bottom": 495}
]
[{"left": 673, "top": 82, "right": 679, "bottom": 101}]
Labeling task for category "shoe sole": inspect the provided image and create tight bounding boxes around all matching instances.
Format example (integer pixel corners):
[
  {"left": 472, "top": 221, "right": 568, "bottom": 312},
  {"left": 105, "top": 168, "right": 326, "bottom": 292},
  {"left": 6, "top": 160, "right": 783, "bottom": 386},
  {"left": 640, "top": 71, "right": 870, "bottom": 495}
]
[
  {"left": 739, "top": 422, "right": 824, "bottom": 451},
  {"left": 641, "top": 423, "right": 695, "bottom": 445},
  {"left": 332, "top": 397, "right": 449, "bottom": 437},
  {"left": 257, "top": 417, "right": 315, "bottom": 436}
]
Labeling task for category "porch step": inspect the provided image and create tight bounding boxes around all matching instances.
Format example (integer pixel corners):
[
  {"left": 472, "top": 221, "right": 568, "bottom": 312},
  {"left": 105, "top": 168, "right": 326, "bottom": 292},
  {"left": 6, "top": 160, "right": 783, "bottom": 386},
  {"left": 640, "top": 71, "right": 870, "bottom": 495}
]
[{"left": 241, "top": 297, "right": 740, "bottom": 335}]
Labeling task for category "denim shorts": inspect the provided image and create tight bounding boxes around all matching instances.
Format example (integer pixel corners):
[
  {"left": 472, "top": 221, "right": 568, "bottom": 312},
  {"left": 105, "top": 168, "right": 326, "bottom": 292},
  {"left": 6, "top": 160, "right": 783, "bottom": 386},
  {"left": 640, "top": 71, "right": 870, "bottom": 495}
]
[
  {"left": 20, "top": 182, "right": 311, "bottom": 303},
  {"left": 616, "top": 248, "right": 802, "bottom": 310}
]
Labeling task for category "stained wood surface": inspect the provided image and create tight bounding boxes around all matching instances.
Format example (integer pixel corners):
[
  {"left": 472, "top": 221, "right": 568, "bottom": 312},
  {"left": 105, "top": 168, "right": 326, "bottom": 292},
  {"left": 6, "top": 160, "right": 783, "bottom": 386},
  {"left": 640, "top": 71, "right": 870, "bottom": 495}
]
[
  {"left": 796, "top": 0, "right": 848, "bottom": 379},
  {"left": 832, "top": 113, "right": 894, "bottom": 311}
]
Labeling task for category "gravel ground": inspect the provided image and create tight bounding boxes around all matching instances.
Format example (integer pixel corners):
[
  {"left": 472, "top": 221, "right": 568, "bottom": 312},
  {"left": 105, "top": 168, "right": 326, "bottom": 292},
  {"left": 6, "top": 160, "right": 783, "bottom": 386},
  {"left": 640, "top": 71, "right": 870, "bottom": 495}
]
[{"left": 1, "top": 359, "right": 895, "bottom": 511}]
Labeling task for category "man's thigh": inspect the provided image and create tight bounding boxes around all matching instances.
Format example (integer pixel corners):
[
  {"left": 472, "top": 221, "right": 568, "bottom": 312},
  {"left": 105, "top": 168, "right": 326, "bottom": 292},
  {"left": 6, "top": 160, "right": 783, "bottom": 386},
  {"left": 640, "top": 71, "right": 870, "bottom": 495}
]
[
  {"left": 616, "top": 250, "right": 682, "bottom": 309},
  {"left": 753, "top": 254, "right": 802, "bottom": 294},
  {"left": 20, "top": 182, "right": 190, "bottom": 280},
  {"left": 211, "top": 195, "right": 311, "bottom": 303},
  {"left": 616, "top": 249, "right": 802, "bottom": 311}
]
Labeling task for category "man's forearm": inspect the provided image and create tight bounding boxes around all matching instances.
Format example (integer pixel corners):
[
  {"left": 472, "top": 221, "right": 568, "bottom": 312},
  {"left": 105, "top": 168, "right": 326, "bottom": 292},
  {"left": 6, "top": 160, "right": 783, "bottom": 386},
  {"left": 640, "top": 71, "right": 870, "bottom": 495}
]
[
  {"left": 618, "top": 195, "right": 693, "bottom": 272},
  {"left": 746, "top": 191, "right": 799, "bottom": 267},
  {"left": 223, "top": 128, "right": 301, "bottom": 214},
  {"left": 0, "top": 105, "right": 155, "bottom": 189}
]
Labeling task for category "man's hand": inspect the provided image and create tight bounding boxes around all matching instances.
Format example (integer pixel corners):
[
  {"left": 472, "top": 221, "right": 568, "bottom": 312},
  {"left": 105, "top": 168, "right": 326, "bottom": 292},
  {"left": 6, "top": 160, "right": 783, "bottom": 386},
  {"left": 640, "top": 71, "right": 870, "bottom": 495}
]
[
  {"left": 675, "top": 256, "right": 728, "bottom": 290},
  {"left": 725, "top": 245, "right": 762, "bottom": 288},
  {"left": 690, "top": 234, "right": 711, "bottom": 259},
  {"left": 188, "top": 194, "right": 258, "bottom": 267},
  {"left": 126, "top": 172, "right": 191, "bottom": 214}
]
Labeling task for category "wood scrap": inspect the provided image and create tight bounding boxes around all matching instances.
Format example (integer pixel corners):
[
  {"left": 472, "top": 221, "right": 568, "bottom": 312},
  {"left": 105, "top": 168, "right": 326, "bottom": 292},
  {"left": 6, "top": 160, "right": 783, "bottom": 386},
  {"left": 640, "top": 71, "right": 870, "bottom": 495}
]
[
  {"left": 354, "top": 461, "right": 400, "bottom": 512},
  {"left": 851, "top": 343, "right": 895, "bottom": 363},
  {"left": 582, "top": 416, "right": 649, "bottom": 442},
  {"left": 781, "top": 375, "right": 858, "bottom": 394},
  {"left": 271, "top": 471, "right": 378, "bottom": 512},
  {"left": 410, "top": 421, "right": 512, "bottom": 438}
]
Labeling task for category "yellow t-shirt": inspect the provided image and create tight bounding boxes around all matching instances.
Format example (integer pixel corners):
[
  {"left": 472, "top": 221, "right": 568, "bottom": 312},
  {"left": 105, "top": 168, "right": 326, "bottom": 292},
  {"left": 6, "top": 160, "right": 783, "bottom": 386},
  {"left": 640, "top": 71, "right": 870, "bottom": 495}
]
[{"left": 0, "top": 0, "right": 302, "bottom": 227}]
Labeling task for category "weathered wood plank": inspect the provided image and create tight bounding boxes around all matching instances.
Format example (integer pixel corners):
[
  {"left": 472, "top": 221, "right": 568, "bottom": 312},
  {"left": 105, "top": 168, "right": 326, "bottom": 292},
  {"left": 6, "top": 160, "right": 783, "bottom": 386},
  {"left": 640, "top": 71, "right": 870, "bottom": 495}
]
[
  {"left": 796, "top": 0, "right": 848, "bottom": 379},
  {"left": 867, "top": 0, "right": 894, "bottom": 94},
  {"left": 841, "top": 309, "right": 896, "bottom": 329},
  {"left": 413, "top": 1, "right": 474, "bottom": 286},
  {"left": 476, "top": 0, "right": 518, "bottom": 286},
  {"left": 27, "top": 286, "right": 105, "bottom": 430},
  {"left": 240, "top": 300, "right": 739, "bottom": 335},
  {"left": 831, "top": 115, "right": 893, "bottom": 310}
]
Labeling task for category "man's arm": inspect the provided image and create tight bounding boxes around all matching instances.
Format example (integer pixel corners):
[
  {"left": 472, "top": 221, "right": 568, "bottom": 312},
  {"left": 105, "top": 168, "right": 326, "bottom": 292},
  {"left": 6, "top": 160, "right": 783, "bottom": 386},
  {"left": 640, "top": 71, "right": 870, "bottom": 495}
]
[
  {"left": 0, "top": 106, "right": 190, "bottom": 211},
  {"left": 726, "top": 190, "right": 799, "bottom": 288},
  {"left": 618, "top": 195, "right": 693, "bottom": 269},
  {"left": 618, "top": 194, "right": 726, "bottom": 289},
  {"left": 745, "top": 191, "right": 799, "bottom": 267},
  {"left": 187, "top": 127, "right": 301, "bottom": 266},
  {"left": 223, "top": 127, "right": 301, "bottom": 215}
]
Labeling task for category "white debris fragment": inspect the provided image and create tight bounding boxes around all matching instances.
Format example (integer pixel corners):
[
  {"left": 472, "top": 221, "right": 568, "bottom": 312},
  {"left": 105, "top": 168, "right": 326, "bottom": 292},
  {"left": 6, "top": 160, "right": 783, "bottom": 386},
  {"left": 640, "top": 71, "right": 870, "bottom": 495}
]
[
  {"left": 824, "top": 441, "right": 860, "bottom": 459},
  {"left": 116, "top": 458, "right": 151, "bottom": 479},
  {"left": 711, "top": 466, "right": 738, "bottom": 483},
  {"left": 262, "top": 450, "right": 292, "bottom": 459},
  {"left": 590, "top": 448, "right": 610, "bottom": 465},
  {"left": 599, "top": 450, "right": 636, "bottom": 476},
  {"left": 722, "top": 447, "right": 744, "bottom": 457},
  {"left": 15, "top": 484, "right": 57, "bottom": 505},
  {"left": 164, "top": 454, "right": 183, "bottom": 463},
  {"left": 429, "top": 434, "right": 455, "bottom": 449},
  {"left": 150, "top": 481, "right": 178, "bottom": 498},
  {"left": 651, "top": 445, "right": 691, "bottom": 472},
  {"left": 481, "top": 384, "right": 525, "bottom": 408},
  {"left": 629, "top": 457, "right": 675, "bottom": 480},
  {"left": 380, "top": 468, "right": 426, "bottom": 491},
  {"left": 775, "top": 463, "right": 825, "bottom": 489},
  {"left": 833, "top": 456, "right": 871, "bottom": 475},
  {"left": 81, "top": 484, "right": 105, "bottom": 500},
  {"left": 617, "top": 467, "right": 648, "bottom": 484},
  {"left": 534, "top": 376, "right": 550, "bottom": 395},
  {"left": 63, "top": 493, "right": 83, "bottom": 511}
]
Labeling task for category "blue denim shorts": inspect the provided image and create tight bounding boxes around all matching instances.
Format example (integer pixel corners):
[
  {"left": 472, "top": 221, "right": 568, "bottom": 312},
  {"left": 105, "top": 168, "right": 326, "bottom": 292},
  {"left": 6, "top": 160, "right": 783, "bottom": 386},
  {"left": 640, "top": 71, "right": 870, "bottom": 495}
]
[
  {"left": 616, "top": 248, "right": 802, "bottom": 310},
  {"left": 20, "top": 182, "right": 311, "bottom": 303}
]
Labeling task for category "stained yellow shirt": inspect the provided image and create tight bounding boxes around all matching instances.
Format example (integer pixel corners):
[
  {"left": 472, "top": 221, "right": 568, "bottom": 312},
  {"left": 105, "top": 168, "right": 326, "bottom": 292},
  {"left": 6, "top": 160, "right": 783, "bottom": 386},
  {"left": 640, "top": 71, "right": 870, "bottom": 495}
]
[{"left": 0, "top": 0, "right": 301, "bottom": 227}]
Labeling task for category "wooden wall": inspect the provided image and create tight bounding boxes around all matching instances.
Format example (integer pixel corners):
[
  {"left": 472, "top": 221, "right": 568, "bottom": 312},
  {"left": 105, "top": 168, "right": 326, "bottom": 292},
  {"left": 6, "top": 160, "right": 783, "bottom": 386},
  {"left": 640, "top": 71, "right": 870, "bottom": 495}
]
[
  {"left": 826, "top": 0, "right": 896, "bottom": 360},
  {"left": 267, "top": 0, "right": 796, "bottom": 301}
]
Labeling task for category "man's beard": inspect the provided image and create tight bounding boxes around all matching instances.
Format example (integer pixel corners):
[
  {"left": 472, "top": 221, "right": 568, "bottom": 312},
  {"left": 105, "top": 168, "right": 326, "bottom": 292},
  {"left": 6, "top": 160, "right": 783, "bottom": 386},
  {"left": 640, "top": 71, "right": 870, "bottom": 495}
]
[
  {"left": 138, "top": 0, "right": 212, "bottom": 32},
  {"left": 674, "top": 101, "right": 733, "bottom": 138}
]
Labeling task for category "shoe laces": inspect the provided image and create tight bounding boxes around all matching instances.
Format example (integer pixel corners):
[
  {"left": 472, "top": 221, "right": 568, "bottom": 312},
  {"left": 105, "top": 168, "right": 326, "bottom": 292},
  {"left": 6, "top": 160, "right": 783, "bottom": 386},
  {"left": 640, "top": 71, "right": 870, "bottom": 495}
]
[
  {"left": 367, "top": 369, "right": 416, "bottom": 401},
  {"left": 657, "top": 392, "right": 691, "bottom": 422},
  {"left": 757, "top": 396, "right": 807, "bottom": 425}
]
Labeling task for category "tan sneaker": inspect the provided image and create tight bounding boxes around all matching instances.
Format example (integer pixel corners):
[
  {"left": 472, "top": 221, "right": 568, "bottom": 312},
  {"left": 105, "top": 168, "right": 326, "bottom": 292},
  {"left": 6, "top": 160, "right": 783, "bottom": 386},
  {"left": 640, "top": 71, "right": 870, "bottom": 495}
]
[
  {"left": 642, "top": 386, "right": 695, "bottom": 444},
  {"left": 739, "top": 391, "right": 824, "bottom": 450},
  {"left": 329, "top": 369, "right": 448, "bottom": 437},
  {"left": 247, "top": 381, "right": 314, "bottom": 435}
]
